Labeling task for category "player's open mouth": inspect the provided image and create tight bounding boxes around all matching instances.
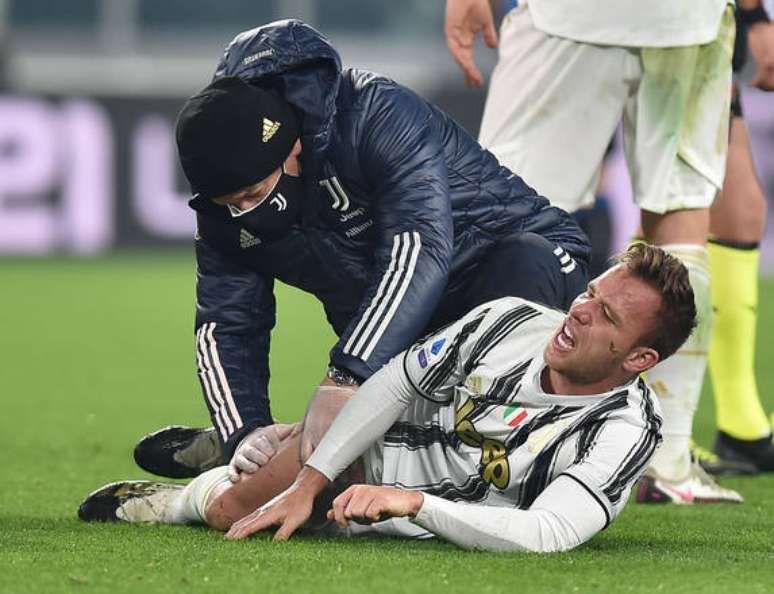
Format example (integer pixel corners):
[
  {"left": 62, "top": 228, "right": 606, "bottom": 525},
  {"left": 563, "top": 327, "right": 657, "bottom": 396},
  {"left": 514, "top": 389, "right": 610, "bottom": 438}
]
[{"left": 553, "top": 322, "right": 575, "bottom": 352}]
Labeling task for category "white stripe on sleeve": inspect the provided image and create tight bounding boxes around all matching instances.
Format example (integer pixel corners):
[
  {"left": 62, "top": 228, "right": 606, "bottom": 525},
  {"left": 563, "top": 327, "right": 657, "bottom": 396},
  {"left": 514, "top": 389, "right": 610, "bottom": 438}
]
[
  {"left": 361, "top": 232, "right": 421, "bottom": 359},
  {"left": 343, "top": 233, "right": 403, "bottom": 355},
  {"left": 205, "top": 323, "right": 243, "bottom": 429},
  {"left": 195, "top": 329, "right": 228, "bottom": 441},
  {"left": 349, "top": 232, "right": 412, "bottom": 356},
  {"left": 196, "top": 324, "right": 233, "bottom": 438},
  {"left": 344, "top": 232, "right": 421, "bottom": 360}
]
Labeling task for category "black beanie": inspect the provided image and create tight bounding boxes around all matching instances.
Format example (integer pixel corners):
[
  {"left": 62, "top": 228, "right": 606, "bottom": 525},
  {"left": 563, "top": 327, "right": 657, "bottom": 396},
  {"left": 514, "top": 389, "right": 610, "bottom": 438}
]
[{"left": 176, "top": 76, "right": 301, "bottom": 199}]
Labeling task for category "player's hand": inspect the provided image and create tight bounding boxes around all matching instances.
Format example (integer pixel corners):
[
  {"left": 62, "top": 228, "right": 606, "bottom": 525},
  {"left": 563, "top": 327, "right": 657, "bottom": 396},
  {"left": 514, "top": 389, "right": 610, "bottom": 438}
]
[
  {"left": 748, "top": 22, "right": 774, "bottom": 91},
  {"left": 225, "top": 466, "right": 329, "bottom": 541},
  {"left": 327, "top": 485, "right": 424, "bottom": 528},
  {"left": 228, "top": 423, "right": 296, "bottom": 482},
  {"left": 445, "top": 0, "right": 498, "bottom": 87}
]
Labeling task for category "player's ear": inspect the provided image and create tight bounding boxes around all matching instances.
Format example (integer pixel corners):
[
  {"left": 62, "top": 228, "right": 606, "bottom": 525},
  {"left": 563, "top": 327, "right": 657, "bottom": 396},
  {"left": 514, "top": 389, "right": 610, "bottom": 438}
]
[{"left": 622, "top": 346, "right": 659, "bottom": 375}]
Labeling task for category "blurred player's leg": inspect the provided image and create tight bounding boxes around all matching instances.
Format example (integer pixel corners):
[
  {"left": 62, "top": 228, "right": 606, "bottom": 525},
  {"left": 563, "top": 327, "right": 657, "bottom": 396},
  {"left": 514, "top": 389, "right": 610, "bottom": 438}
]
[
  {"left": 707, "top": 115, "right": 774, "bottom": 473},
  {"left": 635, "top": 217, "right": 741, "bottom": 504},
  {"left": 631, "top": 8, "right": 742, "bottom": 503},
  {"left": 639, "top": 213, "right": 713, "bottom": 482}
]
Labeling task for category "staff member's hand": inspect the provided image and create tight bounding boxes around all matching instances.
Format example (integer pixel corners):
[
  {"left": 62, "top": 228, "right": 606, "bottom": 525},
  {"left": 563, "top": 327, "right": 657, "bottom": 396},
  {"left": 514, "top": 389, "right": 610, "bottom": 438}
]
[
  {"left": 327, "top": 485, "right": 424, "bottom": 527},
  {"left": 445, "top": 0, "right": 498, "bottom": 87},
  {"left": 228, "top": 423, "right": 297, "bottom": 482}
]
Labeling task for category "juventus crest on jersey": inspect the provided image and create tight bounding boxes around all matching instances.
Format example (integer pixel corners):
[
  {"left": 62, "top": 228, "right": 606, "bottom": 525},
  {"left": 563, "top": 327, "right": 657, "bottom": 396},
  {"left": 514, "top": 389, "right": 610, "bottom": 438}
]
[{"left": 362, "top": 297, "right": 662, "bottom": 537}]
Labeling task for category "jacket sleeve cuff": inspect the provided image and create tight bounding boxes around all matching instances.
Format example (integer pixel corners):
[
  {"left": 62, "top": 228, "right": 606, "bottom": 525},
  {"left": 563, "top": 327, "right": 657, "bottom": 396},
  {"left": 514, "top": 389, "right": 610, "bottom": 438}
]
[
  {"left": 222, "top": 419, "right": 266, "bottom": 460},
  {"left": 329, "top": 351, "right": 375, "bottom": 382}
]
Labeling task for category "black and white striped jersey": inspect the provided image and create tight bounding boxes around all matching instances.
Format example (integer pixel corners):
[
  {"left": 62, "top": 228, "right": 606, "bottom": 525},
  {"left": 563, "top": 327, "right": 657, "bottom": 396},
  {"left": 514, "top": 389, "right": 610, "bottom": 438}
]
[{"left": 366, "top": 296, "right": 662, "bottom": 530}]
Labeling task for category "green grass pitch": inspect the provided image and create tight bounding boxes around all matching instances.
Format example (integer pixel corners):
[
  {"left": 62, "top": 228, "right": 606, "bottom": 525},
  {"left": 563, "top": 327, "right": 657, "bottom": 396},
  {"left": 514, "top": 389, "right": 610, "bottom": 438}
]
[{"left": 1, "top": 252, "right": 773, "bottom": 594}]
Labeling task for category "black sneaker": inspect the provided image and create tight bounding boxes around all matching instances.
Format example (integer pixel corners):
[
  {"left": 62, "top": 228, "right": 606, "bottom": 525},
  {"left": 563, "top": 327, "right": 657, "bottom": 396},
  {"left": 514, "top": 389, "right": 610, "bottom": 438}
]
[
  {"left": 691, "top": 440, "right": 757, "bottom": 477},
  {"left": 713, "top": 430, "right": 774, "bottom": 474},
  {"left": 78, "top": 481, "right": 182, "bottom": 523},
  {"left": 133, "top": 426, "right": 224, "bottom": 479}
]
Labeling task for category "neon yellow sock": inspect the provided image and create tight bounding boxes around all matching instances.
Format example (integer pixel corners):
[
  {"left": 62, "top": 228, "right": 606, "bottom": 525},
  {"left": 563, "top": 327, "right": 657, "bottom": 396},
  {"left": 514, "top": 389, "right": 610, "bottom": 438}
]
[{"left": 708, "top": 240, "right": 770, "bottom": 440}]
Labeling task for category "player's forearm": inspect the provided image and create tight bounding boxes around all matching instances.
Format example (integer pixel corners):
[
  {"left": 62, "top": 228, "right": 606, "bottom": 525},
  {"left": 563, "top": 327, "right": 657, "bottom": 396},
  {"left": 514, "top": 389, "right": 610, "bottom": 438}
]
[
  {"left": 410, "top": 476, "right": 607, "bottom": 553},
  {"left": 411, "top": 496, "right": 572, "bottom": 552},
  {"left": 305, "top": 356, "right": 417, "bottom": 480}
]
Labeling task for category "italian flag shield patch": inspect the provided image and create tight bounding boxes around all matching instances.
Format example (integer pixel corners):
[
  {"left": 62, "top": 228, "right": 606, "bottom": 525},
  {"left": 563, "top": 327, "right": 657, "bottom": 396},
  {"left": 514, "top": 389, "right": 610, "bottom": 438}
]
[{"left": 503, "top": 404, "right": 528, "bottom": 427}]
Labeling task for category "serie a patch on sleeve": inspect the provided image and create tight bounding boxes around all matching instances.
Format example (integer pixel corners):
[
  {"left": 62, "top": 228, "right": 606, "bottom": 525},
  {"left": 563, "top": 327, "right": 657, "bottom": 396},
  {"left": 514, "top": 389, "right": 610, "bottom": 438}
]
[{"left": 417, "top": 337, "right": 447, "bottom": 368}]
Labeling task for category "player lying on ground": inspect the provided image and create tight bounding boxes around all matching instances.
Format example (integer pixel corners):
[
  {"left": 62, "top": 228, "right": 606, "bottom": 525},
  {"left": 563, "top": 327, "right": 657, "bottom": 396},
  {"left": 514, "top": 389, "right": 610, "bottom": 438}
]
[{"left": 80, "top": 244, "right": 697, "bottom": 552}]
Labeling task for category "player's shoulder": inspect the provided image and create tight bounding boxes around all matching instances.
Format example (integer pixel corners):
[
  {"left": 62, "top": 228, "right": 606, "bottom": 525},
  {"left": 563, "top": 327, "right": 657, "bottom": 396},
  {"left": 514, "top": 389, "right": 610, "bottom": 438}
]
[
  {"left": 453, "top": 296, "right": 564, "bottom": 351},
  {"left": 611, "top": 376, "right": 663, "bottom": 435},
  {"left": 477, "top": 296, "right": 565, "bottom": 328}
]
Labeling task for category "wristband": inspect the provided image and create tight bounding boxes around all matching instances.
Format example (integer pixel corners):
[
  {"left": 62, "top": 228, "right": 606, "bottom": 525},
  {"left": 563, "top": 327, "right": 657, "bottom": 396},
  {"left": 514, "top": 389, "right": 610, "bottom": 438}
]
[{"left": 739, "top": 5, "right": 770, "bottom": 26}]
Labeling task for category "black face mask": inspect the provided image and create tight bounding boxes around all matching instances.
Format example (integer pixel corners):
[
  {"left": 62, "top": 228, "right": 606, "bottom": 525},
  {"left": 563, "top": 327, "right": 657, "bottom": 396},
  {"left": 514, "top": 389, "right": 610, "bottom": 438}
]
[{"left": 227, "top": 165, "right": 304, "bottom": 241}]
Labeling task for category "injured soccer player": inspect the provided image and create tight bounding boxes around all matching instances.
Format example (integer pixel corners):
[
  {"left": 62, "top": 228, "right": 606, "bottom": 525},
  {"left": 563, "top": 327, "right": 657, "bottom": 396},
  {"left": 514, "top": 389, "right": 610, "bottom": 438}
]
[{"left": 79, "top": 244, "right": 697, "bottom": 553}]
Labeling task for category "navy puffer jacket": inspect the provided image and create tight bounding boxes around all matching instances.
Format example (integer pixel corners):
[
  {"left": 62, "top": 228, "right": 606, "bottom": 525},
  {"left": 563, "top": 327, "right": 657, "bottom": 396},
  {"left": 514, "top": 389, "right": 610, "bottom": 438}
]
[{"left": 189, "top": 20, "right": 590, "bottom": 454}]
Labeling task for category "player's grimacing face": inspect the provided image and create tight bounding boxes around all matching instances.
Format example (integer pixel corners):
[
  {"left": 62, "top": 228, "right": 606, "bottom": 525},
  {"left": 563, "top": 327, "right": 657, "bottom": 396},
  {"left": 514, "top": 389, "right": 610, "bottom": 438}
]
[{"left": 544, "top": 266, "right": 662, "bottom": 386}]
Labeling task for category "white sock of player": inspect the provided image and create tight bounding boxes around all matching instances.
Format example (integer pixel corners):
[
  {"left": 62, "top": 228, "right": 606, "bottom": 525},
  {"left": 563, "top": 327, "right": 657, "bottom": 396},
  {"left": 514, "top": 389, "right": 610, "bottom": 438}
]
[
  {"left": 646, "top": 244, "right": 712, "bottom": 481},
  {"left": 164, "top": 466, "right": 231, "bottom": 524}
]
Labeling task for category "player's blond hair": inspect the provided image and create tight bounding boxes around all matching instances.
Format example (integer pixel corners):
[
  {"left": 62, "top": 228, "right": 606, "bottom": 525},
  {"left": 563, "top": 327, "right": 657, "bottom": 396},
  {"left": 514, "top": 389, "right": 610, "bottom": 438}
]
[{"left": 616, "top": 243, "right": 697, "bottom": 361}]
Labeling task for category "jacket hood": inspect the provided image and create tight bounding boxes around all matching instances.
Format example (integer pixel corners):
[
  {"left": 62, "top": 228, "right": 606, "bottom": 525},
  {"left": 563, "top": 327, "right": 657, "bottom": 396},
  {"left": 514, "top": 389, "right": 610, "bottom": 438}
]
[{"left": 213, "top": 19, "right": 342, "bottom": 155}]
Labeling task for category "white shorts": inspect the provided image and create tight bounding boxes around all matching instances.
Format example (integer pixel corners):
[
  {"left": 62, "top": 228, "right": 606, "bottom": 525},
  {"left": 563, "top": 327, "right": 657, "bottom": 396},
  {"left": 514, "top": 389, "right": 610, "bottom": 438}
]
[{"left": 478, "top": 2, "right": 735, "bottom": 214}]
